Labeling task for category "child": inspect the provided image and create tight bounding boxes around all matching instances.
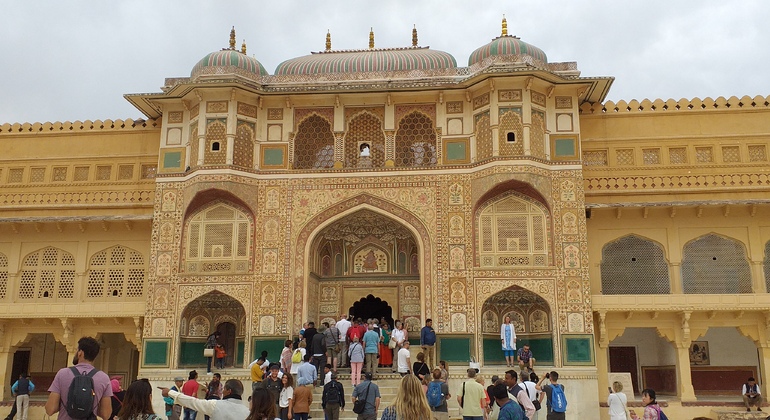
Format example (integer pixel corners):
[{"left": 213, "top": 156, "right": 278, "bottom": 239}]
[{"left": 214, "top": 344, "right": 226, "bottom": 369}]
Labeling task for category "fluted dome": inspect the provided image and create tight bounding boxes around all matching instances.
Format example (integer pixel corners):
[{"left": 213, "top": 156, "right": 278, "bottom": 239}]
[
  {"left": 469, "top": 35, "right": 548, "bottom": 66},
  {"left": 275, "top": 47, "right": 457, "bottom": 76},
  {"left": 191, "top": 49, "right": 268, "bottom": 81}
]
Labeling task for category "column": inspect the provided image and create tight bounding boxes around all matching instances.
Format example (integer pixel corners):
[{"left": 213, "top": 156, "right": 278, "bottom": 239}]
[
  {"left": 674, "top": 342, "right": 696, "bottom": 401},
  {"left": 0, "top": 322, "right": 12, "bottom": 399},
  {"left": 669, "top": 262, "right": 682, "bottom": 294},
  {"left": 757, "top": 345, "right": 770, "bottom": 396}
]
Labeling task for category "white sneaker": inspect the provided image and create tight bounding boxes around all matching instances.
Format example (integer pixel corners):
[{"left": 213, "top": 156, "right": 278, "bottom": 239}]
[{"left": 207, "top": 372, "right": 213, "bottom": 375}]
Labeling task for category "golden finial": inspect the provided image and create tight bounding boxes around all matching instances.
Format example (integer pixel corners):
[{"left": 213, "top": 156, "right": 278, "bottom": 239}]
[
  {"left": 412, "top": 24, "right": 418, "bottom": 47},
  {"left": 369, "top": 27, "right": 375, "bottom": 49},
  {"left": 326, "top": 30, "right": 332, "bottom": 51},
  {"left": 229, "top": 26, "right": 236, "bottom": 49},
  {"left": 501, "top": 15, "right": 508, "bottom": 36},
  {"left": 241, "top": 39, "right": 247, "bottom": 54}
]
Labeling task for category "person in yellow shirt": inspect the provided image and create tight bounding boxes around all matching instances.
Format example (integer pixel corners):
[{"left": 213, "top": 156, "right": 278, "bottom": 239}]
[{"left": 251, "top": 356, "right": 265, "bottom": 394}]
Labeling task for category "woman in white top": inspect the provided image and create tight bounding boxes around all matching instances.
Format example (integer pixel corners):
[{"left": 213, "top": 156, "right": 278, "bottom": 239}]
[
  {"left": 278, "top": 374, "right": 294, "bottom": 420},
  {"left": 500, "top": 315, "right": 517, "bottom": 367},
  {"left": 289, "top": 341, "right": 306, "bottom": 375},
  {"left": 608, "top": 381, "right": 629, "bottom": 420},
  {"left": 390, "top": 320, "right": 407, "bottom": 373}
]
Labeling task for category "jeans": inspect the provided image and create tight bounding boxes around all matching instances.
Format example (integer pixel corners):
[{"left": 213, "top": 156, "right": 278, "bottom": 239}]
[
  {"left": 183, "top": 407, "right": 197, "bottom": 420},
  {"left": 293, "top": 413, "right": 309, "bottom": 420}
]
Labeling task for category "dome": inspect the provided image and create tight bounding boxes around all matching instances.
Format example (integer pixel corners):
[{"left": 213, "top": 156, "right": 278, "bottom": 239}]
[
  {"left": 275, "top": 47, "right": 457, "bottom": 76},
  {"left": 469, "top": 35, "right": 548, "bottom": 67},
  {"left": 191, "top": 49, "right": 268, "bottom": 81}
]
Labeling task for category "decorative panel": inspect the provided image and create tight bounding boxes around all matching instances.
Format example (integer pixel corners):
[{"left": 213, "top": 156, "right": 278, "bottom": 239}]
[
  {"left": 562, "top": 334, "right": 595, "bottom": 365},
  {"left": 582, "top": 150, "right": 607, "bottom": 166},
  {"left": 474, "top": 111, "right": 492, "bottom": 160},
  {"left": 642, "top": 148, "right": 660, "bottom": 165},
  {"left": 748, "top": 145, "right": 767, "bottom": 162},
  {"left": 722, "top": 146, "right": 740, "bottom": 163},
  {"left": 498, "top": 108, "right": 523, "bottom": 156},
  {"left": 668, "top": 147, "right": 687, "bottom": 164},
  {"left": 695, "top": 147, "right": 713, "bottom": 163},
  {"left": 601, "top": 235, "right": 670, "bottom": 294},
  {"left": 344, "top": 112, "right": 385, "bottom": 168},
  {"left": 395, "top": 111, "right": 437, "bottom": 167},
  {"left": 159, "top": 149, "right": 185, "bottom": 174},
  {"left": 498, "top": 89, "right": 522, "bottom": 102}
]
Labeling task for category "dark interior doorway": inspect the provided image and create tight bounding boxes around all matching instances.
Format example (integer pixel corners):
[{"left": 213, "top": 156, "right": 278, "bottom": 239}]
[
  {"left": 216, "top": 322, "right": 236, "bottom": 367},
  {"left": 349, "top": 294, "right": 393, "bottom": 327},
  {"left": 609, "top": 346, "right": 639, "bottom": 394},
  {"left": 10, "top": 350, "right": 30, "bottom": 387}
]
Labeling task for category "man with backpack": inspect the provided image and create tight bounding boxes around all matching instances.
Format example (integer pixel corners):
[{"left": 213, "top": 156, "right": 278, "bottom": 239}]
[
  {"left": 536, "top": 371, "right": 566, "bottom": 420},
  {"left": 427, "top": 369, "right": 450, "bottom": 420},
  {"left": 322, "top": 371, "right": 345, "bottom": 420},
  {"left": 45, "top": 336, "right": 113, "bottom": 420}
]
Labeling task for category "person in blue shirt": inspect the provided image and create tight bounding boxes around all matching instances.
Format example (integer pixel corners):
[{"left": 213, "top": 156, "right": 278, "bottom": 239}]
[
  {"left": 420, "top": 319, "right": 437, "bottom": 370},
  {"left": 363, "top": 324, "right": 380, "bottom": 380},
  {"left": 11, "top": 373, "right": 35, "bottom": 420},
  {"left": 492, "top": 382, "right": 524, "bottom": 420}
]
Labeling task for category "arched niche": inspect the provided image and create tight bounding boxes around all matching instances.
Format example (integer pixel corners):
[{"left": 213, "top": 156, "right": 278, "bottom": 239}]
[
  {"left": 601, "top": 235, "right": 670, "bottom": 294},
  {"left": 179, "top": 290, "right": 246, "bottom": 368}
]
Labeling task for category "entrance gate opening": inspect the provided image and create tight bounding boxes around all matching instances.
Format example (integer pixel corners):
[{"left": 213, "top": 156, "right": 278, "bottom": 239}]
[{"left": 349, "top": 294, "right": 393, "bottom": 326}]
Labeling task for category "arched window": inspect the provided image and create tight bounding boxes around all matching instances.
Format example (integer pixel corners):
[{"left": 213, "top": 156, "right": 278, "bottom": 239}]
[
  {"left": 0, "top": 253, "right": 7, "bottom": 299},
  {"left": 293, "top": 115, "right": 335, "bottom": 169},
  {"left": 764, "top": 241, "right": 770, "bottom": 293},
  {"left": 601, "top": 235, "right": 670, "bottom": 294},
  {"left": 185, "top": 202, "right": 253, "bottom": 274},
  {"left": 477, "top": 193, "right": 549, "bottom": 267},
  {"left": 19, "top": 247, "right": 75, "bottom": 299},
  {"left": 87, "top": 246, "right": 145, "bottom": 299},
  {"left": 395, "top": 112, "right": 437, "bottom": 167},
  {"left": 345, "top": 113, "right": 385, "bottom": 168},
  {"left": 682, "top": 234, "right": 752, "bottom": 294}
]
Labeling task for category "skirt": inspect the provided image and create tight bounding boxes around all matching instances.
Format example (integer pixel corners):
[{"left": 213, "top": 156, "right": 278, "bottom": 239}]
[{"left": 378, "top": 343, "right": 392, "bottom": 366}]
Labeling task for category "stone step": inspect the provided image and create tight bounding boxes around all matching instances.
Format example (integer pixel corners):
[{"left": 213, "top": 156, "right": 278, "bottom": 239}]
[{"left": 711, "top": 409, "right": 767, "bottom": 420}]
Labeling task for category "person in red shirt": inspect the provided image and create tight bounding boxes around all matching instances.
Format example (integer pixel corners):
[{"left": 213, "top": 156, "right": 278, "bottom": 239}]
[{"left": 181, "top": 370, "right": 204, "bottom": 420}]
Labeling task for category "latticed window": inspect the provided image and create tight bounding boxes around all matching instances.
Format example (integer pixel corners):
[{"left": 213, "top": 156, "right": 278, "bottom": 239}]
[
  {"left": 233, "top": 121, "right": 255, "bottom": 168},
  {"left": 395, "top": 112, "right": 437, "bottom": 167},
  {"left": 530, "top": 112, "right": 545, "bottom": 159},
  {"left": 583, "top": 150, "right": 608, "bottom": 166},
  {"left": 642, "top": 149, "right": 660, "bottom": 165},
  {"left": 189, "top": 125, "right": 199, "bottom": 167},
  {"left": 0, "top": 253, "right": 7, "bottom": 299},
  {"left": 87, "top": 246, "right": 145, "bottom": 299},
  {"left": 204, "top": 119, "right": 227, "bottom": 165},
  {"left": 498, "top": 109, "right": 524, "bottom": 157},
  {"left": 344, "top": 113, "right": 385, "bottom": 168},
  {"left": 682, "top": 234, "right": 752, "bottom": 294},
  {"left": 601, "top": 235, "right": 670, "bottom": 294},
  {"left": 475, "top": 111, "right": 493, "bottom": 160},
  {"left": 477, "top": 193, "right": 549, "bottom": 267},
  {"left": 294, "top": 115, "right": 335, "bottom": 169},
  {"left": 763, "top": 241, "right": 770, "bottom": 293},
  {"left": 186, "top": 202, "right": 252, "bottom": 273},
  {"left": 18, "top": 247, "right": 76, "bottom": 300}
]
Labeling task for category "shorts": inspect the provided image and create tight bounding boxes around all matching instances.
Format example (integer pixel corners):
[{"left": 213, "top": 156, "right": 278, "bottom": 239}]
[{"left": 503, "top": 349, "right": 516, "bottom": 357}]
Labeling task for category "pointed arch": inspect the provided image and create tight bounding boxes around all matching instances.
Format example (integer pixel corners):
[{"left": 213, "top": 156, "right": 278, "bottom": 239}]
[
  {"left": 294, "top": 114, "right": 335, "bottom": 169},
  {"left": 601, "top": 235, "right": 670, "bottom": 294},
  {"left": 18, "top": 247, "right": 76, "bottom": 300},
  {"left": 183, "top": 199, "right": 254, "bottom": 274},
  {"left": 86, "top": 245, "right": 146, "bottom": 299},
  {"left": 395, "top": 111, "right": 437, "bottom": 167},
  {"left": 344, "top": 111, "right": 385, "bottom": 168},
  {"left": 682, "top": 233, "right": 751, "bottom": 294},
  {"left": 203, "top": 118, "right": 227, "bottom": 165}
]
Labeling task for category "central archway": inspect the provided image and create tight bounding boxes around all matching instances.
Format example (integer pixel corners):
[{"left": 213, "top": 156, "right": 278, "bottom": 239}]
[
  {"left": 349, "top": 294, "right": 394, "bottom": 327},
  {"left": 179, "top": 291, "right": 246, "bottom": 368}
]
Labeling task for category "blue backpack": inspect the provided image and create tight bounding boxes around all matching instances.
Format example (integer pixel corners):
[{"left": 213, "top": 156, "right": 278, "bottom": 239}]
[
  {"left": 426, "top": 381, "right": 443, "bottom": 408},
  {"left": 550, "top": 384, "right": 567, "bottom": 413}
]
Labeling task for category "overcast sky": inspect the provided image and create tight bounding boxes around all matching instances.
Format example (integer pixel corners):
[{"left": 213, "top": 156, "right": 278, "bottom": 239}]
[{"left": 2, "top": 1, "right": 769, "bottom": 123}]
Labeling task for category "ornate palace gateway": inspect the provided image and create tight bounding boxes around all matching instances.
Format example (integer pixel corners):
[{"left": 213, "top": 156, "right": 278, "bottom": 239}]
[{"left": 1, "top": 20, "right": 770, "bottom": 419}]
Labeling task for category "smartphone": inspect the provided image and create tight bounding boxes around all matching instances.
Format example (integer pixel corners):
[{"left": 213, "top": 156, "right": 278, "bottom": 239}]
[{"left": 608, "top": 386, "right": 613, "bottom": 393}]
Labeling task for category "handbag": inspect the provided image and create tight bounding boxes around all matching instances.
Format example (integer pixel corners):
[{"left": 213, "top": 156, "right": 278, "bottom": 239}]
[
  {"left": 469, "top": 356, "right": 480, "bottom": 372},
  {"left": 524, "top": 382, "right": 541, "bottom": 410},
  {"left": 388, "top": 339, "right": 397, "bottom": 349},
  {"left": 353, "top": 382, "right": 371, "bottom": 414},
  {"left": 203, "top": 348, "right": 214, "bottom": 357}
]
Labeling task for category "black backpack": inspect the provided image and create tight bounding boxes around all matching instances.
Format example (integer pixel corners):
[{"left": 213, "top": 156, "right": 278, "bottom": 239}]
[
  {"left": 325, "top": 382, "right": 341, "bottom": 404},
  {"left": 66, "top": 367, "right": 99, "bottom": 419}
]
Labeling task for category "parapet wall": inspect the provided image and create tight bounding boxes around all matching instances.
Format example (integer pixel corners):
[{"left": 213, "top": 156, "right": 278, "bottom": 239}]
[
  {"left": 0, "top": 118, "right": 159, "bottom": 134},
  {"left": 580, "top": 95, "right": 770, "bottom": 114}
]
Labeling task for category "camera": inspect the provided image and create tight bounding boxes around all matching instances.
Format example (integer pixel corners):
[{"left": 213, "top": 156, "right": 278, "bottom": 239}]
[{"left": 545, "top": 373, "right": 550, "bottom": 379}]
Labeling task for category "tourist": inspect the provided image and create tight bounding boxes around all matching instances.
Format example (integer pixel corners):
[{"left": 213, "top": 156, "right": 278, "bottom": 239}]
[
  {"left": 264, "top": 364, "right": 284, "bottom": 412},
  {"left": 438, "top": 361, "right": 449, "bottom": 383},
  {"left": 397, "top": 341, "right": 412, "bottom": 377},
  {"left": 504, "top": 370, "right": 534, "bottom": 419},
  {"left": 45, "top": 336, "right": 113, "bottom": 420},
  {"left": 10, "top": 373, "right": 34, "bottom": 420},
  {"left": 280, "top": 340, "right": 294, "bottom": 374},
  {"left": 629, "top": 389, "right": 664, "bottom": 420},
  {"left": 363, "top": 324, "right": 380, "bottom": 379},
  {"left": 323, "top": 364, "right": 333, "bottom": 385},
  {"left": 290, "top": 341, "right": 307, "bottom": 376},
  {"left": 536, "top": 371, "right": 566, "bottom": 420},
  {"left": 181, "top": 370, "right": 205, "bottom": 420},
  {"left": 492, "top": 382, "right": 525, "bottom": 420},
  {"left": 116, "top": 379, "right": 156, "bottom": 420},
  {"left": 458, "top": 368, "right": 487, "bottom": 420},
  {"left": 412, "top": 352, "right": 431, "bottom": 381},
  {"left": 164, "top": 377, "right": 185, "bottom": 420},
  {"left": 278, "top": 374, "right": 294, "bottom": 420},
  {"left": 251, "top": 357, "right": 265, "bottom": 393},
  {"left": 428, "top": 368, "right": 451, "bottom": 420},
  {"left": 304, "top": 322, "right": 318, "bottom": 352},
  {"left": 292, "top": 377, "right": 313, "bottom": 420},
  {"left": 741, "top": 377, "right": 763, "bottom": 412},
  {"left": 214, "top": 344, "right": 226, "bottom": 370},
  {"left": 204, "top": 332, "right": 221, "bottom": 374},
  {"left": 381, "top": 374, "right": 432, "bottom": 419},
  {"left": 390, "top": 321, "right": 407, "bottom": 373},
  {"left": 351, "top": 372, "right": 380, "bottom": 420},
  {"left": 322, "top": 372, "right": 345, "bottom": 420},
  {"left": 420, "top": 319, "right": 437, "bottom": 370},
  {"left": 246, "top": 387, "right": 277, "bottom": 420},
  {"left": 348, "top": 336, "right": 365, "bottom": 386},
  {"left": 297, "top": 354, "right": 318, "bottom": 388},
  {"left": 336, "top": 315, "right": 352, "bottom": 368},
  {"left": 311, "top": 324, "right": 328, "bottom": 380},
  {"left": 162, "top": 379, "right": 250, "bottom": 420},
  {"left": 500, "top": 316, "right": 517, "bottom": 368},
  {"left": 608, "top": 381, "right": 628, "bottom": 420},
  {"left": 109, "top": 376, "right": 125, "bottom": 420},
  {"left": 523, "top": 372, "right": 542, "bottom": 420},
  {"left": 517, "top": 344, "right": 535, "bottom": 374},
  {"left": 323, "top": 321, "right": 341, "bottom": 372},
  {"left": 379, "top": 321, "right": 393, "bottom": 368}
]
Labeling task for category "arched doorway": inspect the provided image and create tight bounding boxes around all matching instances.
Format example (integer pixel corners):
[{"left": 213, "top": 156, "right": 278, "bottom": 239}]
[
  {"left": 349, "top": 294, "right": 394, "bottom": 327},
  {"left": 179, "top": 291, "right": 246, "bottom": 368},
  {"left": 481, "top": 286, "right": 553, "bottom": 365},
  {"left": 309, "top": 209, "right": 421, "bottom": 331}
]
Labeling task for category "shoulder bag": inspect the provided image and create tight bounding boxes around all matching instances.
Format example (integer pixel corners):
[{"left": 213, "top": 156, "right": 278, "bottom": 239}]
[{"left": 353, "top": 382, "right": 371, "bottom": 414}]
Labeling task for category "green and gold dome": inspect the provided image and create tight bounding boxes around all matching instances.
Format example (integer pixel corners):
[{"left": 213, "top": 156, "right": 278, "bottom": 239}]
[
  {"left": 190, "top": 28, "right": 268, "bottom": 81},
  {"left": 468, "top": 17, "right": 548, "bottom": 66}
]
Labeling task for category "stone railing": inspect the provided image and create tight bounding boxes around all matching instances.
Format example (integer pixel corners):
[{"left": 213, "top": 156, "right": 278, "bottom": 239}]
[
  {"left": 580, "top": 95, "right": 770, "bottom": 114},
  {"left": 0, "top": 118, "right": 159, "bottom": 133}
]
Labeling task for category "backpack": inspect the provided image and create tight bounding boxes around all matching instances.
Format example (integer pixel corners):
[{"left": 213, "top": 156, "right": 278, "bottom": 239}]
[
  {"left": 426, "top": 381, "right": 443, "bottom": 408},
  {"left": 549, "top": 384, "right": 567, "bottom": 413},
  {"left": 656, "top": 406, "right": 669, "bottom": 420},
  {"left": 292, "top": 349, "right": 302, "bottom": 364},
  {"left": 325, "top": 382, "right": 341, "bottom": 404},
  {"left": 66, "top": 366, "right": 99, "bottom": 419}
]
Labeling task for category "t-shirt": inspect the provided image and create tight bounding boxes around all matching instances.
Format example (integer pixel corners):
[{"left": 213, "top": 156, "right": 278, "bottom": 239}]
[
  {"left": 363, "top": 330, "right": 380, "bottom": 353},
  {"left": 498, "top": 399, "right": 525, "bottom": 420},
  {"left": 429, "top": 380, "right": 450, "bottom": 412},
  {"left": 460, "top": 379, "right": 486, "bottom": 416},
  {"left": 48, "top": 363, "right": 113, "bottom": 420},
  {"left": 297, "top": 362, "right": 317, "bottom": 385},
  {"left": 324, "top": 371, "right": 332, "bottom": 385},
  {"left": 336, "top": 319, "right": 351, "bottom": 339},
  {"left": 250, "top": 363, "right": 264, "bottom": 382},
  {"left": 397, "top": 348, "right": 411, "bottom": 373},
  {"left": 608, "top": 392, "right": 628, "bottom": 418},
  {"left": 352, "top": 381, "right": 381, "bottom": 415},
  {"left": 517, "top": 348, "right": 533, "bottom": 363},
  {"left": 279, "top": 386, "right": 294, "bottom": 408},
  {"left": 181, "top": 379, "right": 200, "bottom": 397}
]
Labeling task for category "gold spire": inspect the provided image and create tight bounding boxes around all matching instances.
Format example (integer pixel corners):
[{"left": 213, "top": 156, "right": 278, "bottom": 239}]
[
  {"left": 241, "top": 39, "right": 247, "bottom": 54},
  {"left": 501, "top": 15, "right": 508, "bottom": 36},
  {"left": 412, "top": 24, "right": 418, "bottom": 47},
  {"left": 229, "top": 26, "right": 236, "bottom": 49},
  {"left": 326, "top": 30, "right": 332, "bottom": 51},
  {"left": 369, "top": 27, "right": 375, "bottom": 49}
]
